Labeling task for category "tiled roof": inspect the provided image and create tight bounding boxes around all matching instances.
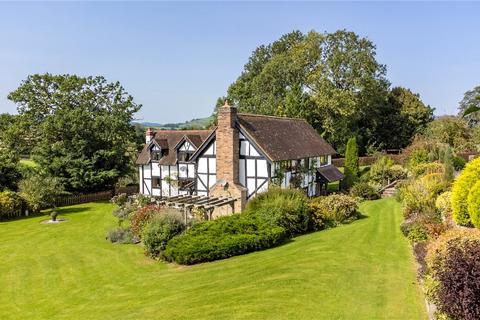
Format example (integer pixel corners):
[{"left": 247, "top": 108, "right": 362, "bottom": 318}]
[
  {"left": 136, "top": 129, "right": 212, "bottom": 165},
  {"left": 237, "top": 113, "right": 336, "bottom": 161}
]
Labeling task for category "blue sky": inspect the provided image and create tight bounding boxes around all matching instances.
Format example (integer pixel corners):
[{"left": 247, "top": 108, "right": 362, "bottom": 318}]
[{"left": 0, "top": 2, "right": 479, "bottom": 123}]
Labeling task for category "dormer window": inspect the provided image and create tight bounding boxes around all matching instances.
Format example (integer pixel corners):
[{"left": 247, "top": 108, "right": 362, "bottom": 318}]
[{"left": 178, "top": 151, "right": 192, "bottom": 162}]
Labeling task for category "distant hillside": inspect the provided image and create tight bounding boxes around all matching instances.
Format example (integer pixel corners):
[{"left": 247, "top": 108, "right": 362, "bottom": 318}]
[{"left": 135, "top": 116, "right": 214, "bottom": 130}]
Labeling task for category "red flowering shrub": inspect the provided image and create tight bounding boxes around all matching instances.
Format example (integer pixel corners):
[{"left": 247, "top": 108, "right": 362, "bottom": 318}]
[{"left": 130, "top": 204, "right": 166, "bottom": 237}]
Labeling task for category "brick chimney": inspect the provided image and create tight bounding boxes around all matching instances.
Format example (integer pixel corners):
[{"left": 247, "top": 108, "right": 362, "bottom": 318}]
[
  {"left": 146, "top": 128, "right": 154, "bottom": 144},
  {"left": 210, "top": 101, "right": 247, "bottom": 216}
]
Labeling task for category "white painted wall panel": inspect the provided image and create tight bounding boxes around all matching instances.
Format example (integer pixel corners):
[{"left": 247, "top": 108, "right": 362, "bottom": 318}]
[
  {"left": 188, "top": 164, "right": 195, "bottom": 178},
  {"left": 161, "top": 165, "right": 169, "bottom": 177},
  {"left": 239, "top": 159, "right": 246, "bottom": 186},
  {"left": 197, "top": 174, "right": 208, "bottom": 191},
  {"left": 204, "top": 143, "right": 214, "bottom": 155},
  {"left": 240, "top": 141, "right": 248, "bottom": 156},
  {"left": 144, "top": 165, "right": 151, "bottom": 179},
  {"left": 208, "top": 158, "right": 216, "bottom": 174},
  {"left": 247, "top": 178, "right": 256, "bottom": 196},
  {"left": 152, "top": 188, "right": 161, "bottom": 196},
  {"left": 250, "top": 146, "right": 260, "bottom": 157},
  {"left": 258, "top": 179, "right": 268, "bottom": 194},
  {"left": 247, "top": 159, "right": 256, "bottom": 176},
  {"left": 198, "top": 158, "right": 208, "bottom": 173},
  {"left": 138, "top": 167, "right": 143, "bottom": 193},
  {"left": 257, "top": 160, "right": 268, "bottom": 177},
  {"left": 151, "top": 163, "right": 160, "bottom": 177},
  {"left": 178, "top": 164, "right": 188, "bottom": 178},
  {"left": 208, "top": 175, "right": 216, "bottom": 188}
]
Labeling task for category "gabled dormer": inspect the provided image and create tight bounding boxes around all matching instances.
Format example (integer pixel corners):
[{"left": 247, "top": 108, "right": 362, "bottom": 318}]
[
  {"left": 175, "top": 136, "right": 199, "bottom": 163},
  {"left": 149, "top": 139, "right": 168, "bottom": 162}
]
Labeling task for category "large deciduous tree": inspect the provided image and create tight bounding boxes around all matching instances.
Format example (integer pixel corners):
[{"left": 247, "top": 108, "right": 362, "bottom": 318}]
[
  {"left": 8, "top": 74, "right": 141, "bottom": 192},
  {"left": 381, "top": 87, "right": 434, "bottom": 149},
  {"left": 222, "top": 30, "right": 433, "bottom": 153},
  {"left": 459, "top": 85, "right": 480, "bottom": 126}
]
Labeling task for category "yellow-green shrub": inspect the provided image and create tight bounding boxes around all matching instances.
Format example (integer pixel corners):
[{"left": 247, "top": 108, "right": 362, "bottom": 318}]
[
  {"left": 451, "top": 157, "right": 480, "bottom": 226},
  {"left": 411, "top": 162, "right": 444, "bottom": 178},
  {"left": 467, "top": 180, "right": 480, "bottom": 228},
  {"left": 435, "top": 191, "right": 452, "bottom": 221},
  {"left": 0, "top": 190, "right": 22, "bottom": 219}
]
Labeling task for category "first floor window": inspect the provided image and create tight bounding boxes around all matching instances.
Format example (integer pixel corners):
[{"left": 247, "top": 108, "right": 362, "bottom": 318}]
[{"left": 152, "top": 177, "right": 161, "bottom": 188}]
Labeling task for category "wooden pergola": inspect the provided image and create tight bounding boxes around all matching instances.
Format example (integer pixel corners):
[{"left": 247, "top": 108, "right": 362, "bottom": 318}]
[{"left": 157, "top": 195, "right": 236, "bottom": 220}]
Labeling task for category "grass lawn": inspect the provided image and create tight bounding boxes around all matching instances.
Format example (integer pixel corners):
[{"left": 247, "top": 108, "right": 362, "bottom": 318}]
[{"left": 0, "top": 199, "right": 426, "bottom": 319}]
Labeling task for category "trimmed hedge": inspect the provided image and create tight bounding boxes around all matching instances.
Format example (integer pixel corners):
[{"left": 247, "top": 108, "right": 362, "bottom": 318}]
[
  {"left": 451, "top": 157, "right": 480, "bottom": 226},
  {"left": 162, "top": 214, "right": 287, "bottom": 265}
]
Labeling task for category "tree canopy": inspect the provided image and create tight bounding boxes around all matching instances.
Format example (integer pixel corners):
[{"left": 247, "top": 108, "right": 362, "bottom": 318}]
[
  {"left": 459, "top": 85, "right": 480, "bottom": 126},
  {"left": 221, "top": 30, "right": 434, "bottom": 153},
  {"left": 8, "top": 74, "right": 141, "bottom": 192}
]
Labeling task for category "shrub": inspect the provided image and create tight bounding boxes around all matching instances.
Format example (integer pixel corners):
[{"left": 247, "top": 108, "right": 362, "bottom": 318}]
[
  {"left": 406, "top": 223, "right": 429, "bottom": 243},
  {"left": 407, "top": 148, "right": 429, "bottom": 169},
  {"left": 367, "top": 156, "right": 406, "bottom": 188},
  {"left": 411, "top": 162, "right": 444, "bottom": 178},
  {"left": 0, "top": 190, "right": 22, "bottom": 219},
  {"left": 452, "top": 156, "right": 466, "bottom": 171},
  {"left": 467, "top": 180, "right": 480, "bottom": 228},
  {"left": 435, "top": 191, "right": 452, "bottom": 222},
  {"left": 341, "top": 137, "right": 359, "bottom": 190},
  {"left": 130, "top": 204, "right": 166, "bottom": 237},
  {"left": 18, "top": 174, "right": 65, "bottom": 213},
  {"left": 111, "top": 193, "right": 128, "bottom": 207},
  {"left": 451, "top": 157, "right": 480, "bottom": 226},
  {"left": 400, "top": 171, "right": 449, "bottom": 219},
  {"left": 162, "top": 214, "right": 287, "bottom": 265},
  {"left": 349, "top": 182, "right": 380, "bottom": 201},
  {"left": 244, "top": 187, "right": 311, "bottom": 236},
  {"left": 142, "top": 210, "right": 185, "bottom": 258},
  {"left": 309, "top": 194, "right": 358, "bottom": 226},
  {"left": 401, "top": 215, "right": 447, "bottom": 243},
  {"left": 106, "top": 227, "right": 134, "bottom": 244},
  {"left": 426, "top": 229, "right": 480, "bottom": 320}
]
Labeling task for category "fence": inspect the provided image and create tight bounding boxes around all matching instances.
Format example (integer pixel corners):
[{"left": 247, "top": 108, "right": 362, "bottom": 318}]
[
  {"left": 0, "top": 185, "right": 139, "bottom": 221},
  {"left": 53, "top": 185, "right": 139, "bottom": 207},
  {"left": 331, "top": 151, "right": 480, "bottom": 168},
  {"left": 332, "top": 154, "right": 403, "bottom": 167}
]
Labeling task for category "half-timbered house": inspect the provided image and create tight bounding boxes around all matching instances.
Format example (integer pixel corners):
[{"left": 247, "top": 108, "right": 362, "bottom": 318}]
[{"left": 136, "top": 103, "right": 344, "bottom": 215}]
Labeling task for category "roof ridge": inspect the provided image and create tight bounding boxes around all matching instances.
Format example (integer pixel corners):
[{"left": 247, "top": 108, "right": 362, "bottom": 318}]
[
  {"left": 153, "top": 129, "right": 212, "bottom": 133},
  {"left": 238, "top": 112, "right": 307, "bottom": 122}
]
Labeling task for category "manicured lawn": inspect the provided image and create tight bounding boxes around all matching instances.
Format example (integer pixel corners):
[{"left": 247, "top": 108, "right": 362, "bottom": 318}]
[{"left": 0, "top": 199, "right": 426, "bottom": 319}]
